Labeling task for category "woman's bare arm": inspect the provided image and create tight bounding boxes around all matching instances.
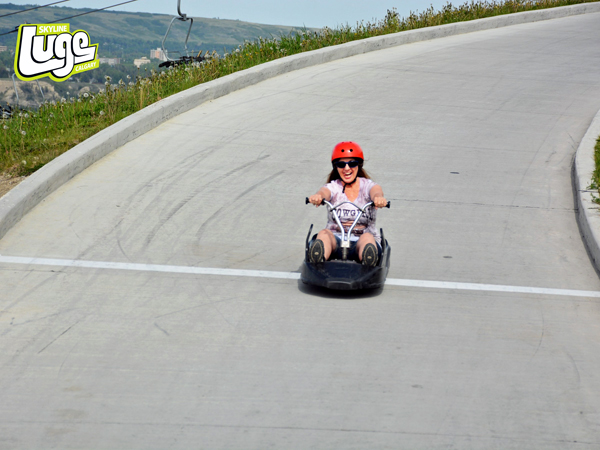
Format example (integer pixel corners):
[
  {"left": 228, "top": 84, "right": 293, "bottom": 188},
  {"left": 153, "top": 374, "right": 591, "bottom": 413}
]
[
  {"left": 308, "top": 187, "right": 331, "bottom": 207},
  {"left": 369, "top": 185, "right": 387, "bottom": 208}
]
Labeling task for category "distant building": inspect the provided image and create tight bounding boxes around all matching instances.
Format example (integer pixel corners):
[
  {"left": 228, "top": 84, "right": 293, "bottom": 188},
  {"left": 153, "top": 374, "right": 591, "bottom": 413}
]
[
  {"left": 150, "top": 47, "right": 167, "bottom": 61},
  {"left": 99, "top": 57, "right": 121, "bottom": 66},
  {"left": 133, "top": 57, "right": 151, "bottom": 68},
  {"left": 0, "top": 46, "right": 7, "bottom": 52}
]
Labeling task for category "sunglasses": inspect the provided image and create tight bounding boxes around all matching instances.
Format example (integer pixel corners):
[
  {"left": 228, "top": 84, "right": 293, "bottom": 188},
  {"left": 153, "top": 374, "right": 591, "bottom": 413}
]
[{"left": 334, "top": 160, "right": 360, "bottom": 169}]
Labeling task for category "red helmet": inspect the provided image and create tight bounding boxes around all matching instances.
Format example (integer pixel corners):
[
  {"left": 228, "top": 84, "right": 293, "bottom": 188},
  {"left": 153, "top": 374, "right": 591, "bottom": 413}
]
[{"left": 331, "top": 141, "right": 364, "bottom": 162}]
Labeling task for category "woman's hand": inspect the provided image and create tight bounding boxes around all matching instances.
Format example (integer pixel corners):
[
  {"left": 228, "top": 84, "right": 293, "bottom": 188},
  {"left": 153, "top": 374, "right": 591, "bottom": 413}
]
[
  {"left": 308, "top": 194, "right": 324, "bottom": 207},
  {"left": 369, "top": 185, "right": 387, "bottom": 209},
  {"left": 372, "top": 196, "right": 388, "bottom": 209}
]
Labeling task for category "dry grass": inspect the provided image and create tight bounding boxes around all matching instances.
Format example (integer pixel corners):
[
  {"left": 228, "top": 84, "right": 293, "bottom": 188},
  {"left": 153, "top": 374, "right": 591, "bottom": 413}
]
[{"left": 592, "top": 136, "right": 600, "bottom": 203}]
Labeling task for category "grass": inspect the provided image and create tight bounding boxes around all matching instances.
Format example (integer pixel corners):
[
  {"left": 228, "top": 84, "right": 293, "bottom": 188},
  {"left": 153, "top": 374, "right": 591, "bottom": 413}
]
[
  {"left": 592, "top": 137, "right": 600, "bottom": 204},
  {"left": 1, "top": 0, "right": 599, "bottom": 179}
]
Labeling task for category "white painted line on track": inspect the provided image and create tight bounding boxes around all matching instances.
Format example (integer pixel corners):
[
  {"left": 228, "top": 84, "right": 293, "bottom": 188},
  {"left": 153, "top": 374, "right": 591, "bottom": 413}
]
[
  {"left": 384, "top": 278, "right": 600, "bottom": 297},
  {"left": 0, "top": 255, "right": 299, "bottom": 280},
  {"left": 1, "top": 255, "right": 599, "bottom": 298}
]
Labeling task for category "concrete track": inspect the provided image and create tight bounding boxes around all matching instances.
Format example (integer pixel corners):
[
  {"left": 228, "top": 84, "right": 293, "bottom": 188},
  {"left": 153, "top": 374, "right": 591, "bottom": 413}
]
[{"left": 1, "top": 12, "right": 600, "bottom": 449}]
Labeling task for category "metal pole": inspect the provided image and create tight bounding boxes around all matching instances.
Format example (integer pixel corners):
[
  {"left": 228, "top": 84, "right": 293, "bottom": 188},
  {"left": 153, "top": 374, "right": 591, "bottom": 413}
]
[
  {"left": 177, "top": 0, "right": 187, "bottom": 20},
  {"left": 11, "top": 73, "right": 19, "bottom": 108},
  {"left": 35, "top": 80, "right": 45, "bottom": 102}
]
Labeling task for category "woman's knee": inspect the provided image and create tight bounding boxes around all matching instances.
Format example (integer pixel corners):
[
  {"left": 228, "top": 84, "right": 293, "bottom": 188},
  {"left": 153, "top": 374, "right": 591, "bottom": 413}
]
[
  {"left": 315, "top": 229, "right": 337, "bottom": 260},
  {"left": 317, "top": 229, "right": 336, "bottom": 245},
  {"left": 357, "top": 232, "right": 376, "bottom": 246}
]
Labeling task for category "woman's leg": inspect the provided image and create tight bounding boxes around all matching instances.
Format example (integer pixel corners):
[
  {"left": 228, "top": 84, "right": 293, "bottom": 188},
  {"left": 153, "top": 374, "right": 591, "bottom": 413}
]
[
  {"left": 356, "top": 233, "right": 376, "bottom": 260},
  {"left": 356, "top": 232, "right": 378, "bottom": 265},
  {"left": 310, "top": 229, "right": 337, "bottom": 263},
  {"left": 315, "top": 229, "right": 337, "bottom": 260}
]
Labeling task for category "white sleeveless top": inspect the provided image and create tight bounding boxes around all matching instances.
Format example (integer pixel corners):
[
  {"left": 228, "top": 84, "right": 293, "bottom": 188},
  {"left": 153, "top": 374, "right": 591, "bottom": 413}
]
[{"left": 324, "top": 177, "right": 381, "bottom": 243}]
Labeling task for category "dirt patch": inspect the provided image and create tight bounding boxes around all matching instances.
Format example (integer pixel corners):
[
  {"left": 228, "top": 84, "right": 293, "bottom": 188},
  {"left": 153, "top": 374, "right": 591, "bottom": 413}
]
[{"left": 0, "top": 173, "right": 26, "bottom": 199}]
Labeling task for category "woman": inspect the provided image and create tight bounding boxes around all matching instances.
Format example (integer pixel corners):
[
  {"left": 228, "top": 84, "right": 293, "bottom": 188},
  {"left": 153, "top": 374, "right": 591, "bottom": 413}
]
[{"left": 307, "top": 141, "right": 387, "bottom": 266}]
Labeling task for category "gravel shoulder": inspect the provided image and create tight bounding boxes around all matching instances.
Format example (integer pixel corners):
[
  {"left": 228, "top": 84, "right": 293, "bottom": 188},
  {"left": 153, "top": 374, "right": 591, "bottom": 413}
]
[{"left": 0, "top": 174, "right": 26, "bottom": 199}]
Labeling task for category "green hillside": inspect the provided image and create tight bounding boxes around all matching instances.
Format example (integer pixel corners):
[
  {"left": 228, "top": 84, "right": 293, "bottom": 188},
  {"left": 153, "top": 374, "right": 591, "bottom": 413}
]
[
  {"left": 0, "top": 3, "right": 309, "bottom": 59},
  {"left": 0, "top": 3, "right": 311, "bottom": 106}
]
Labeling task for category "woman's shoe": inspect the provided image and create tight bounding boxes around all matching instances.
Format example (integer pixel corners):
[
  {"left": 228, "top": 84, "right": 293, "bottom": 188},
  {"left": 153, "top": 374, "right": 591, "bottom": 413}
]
[
  {"left": 362, "top": 243, "right": 378, "bottom": 266},
  {"left": 309, "top": 239, "right": 325, "bottom": 264}
]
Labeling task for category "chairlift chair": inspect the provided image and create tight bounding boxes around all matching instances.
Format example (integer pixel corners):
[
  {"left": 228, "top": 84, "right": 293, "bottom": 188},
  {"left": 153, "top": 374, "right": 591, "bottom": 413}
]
[{"left": 160, "top": 0, "right": 205, "bottom": 68}]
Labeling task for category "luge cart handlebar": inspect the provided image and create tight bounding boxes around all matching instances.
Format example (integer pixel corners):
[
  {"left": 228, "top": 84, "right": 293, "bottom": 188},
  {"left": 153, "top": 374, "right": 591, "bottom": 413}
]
[
  {"left": 305, "top": 197, "right": 390, "bottom": 208},
  {"left": 305, "top": 197, "right": 390, "bottom": 260}
]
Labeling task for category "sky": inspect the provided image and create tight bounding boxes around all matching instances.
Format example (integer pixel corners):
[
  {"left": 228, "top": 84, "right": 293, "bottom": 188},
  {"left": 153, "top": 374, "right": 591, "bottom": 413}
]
[{"left": 4, "top": 0, "right": 451, "bottom": 28}]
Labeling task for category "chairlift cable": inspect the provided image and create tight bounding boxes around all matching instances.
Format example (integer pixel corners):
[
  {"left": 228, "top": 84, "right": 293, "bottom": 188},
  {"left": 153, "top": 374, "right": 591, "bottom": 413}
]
[
  {"left": 0, "top": 0, "right": 139, "bottom": 36},
  {"left": 0, "top": 0, "right": 71, "bottom": 19}
]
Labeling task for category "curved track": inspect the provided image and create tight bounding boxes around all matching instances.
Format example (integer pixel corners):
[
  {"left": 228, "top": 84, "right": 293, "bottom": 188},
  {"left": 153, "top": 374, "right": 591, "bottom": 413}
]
[{"left": 1, "top": 13, "right": 600, "bottom": 449}]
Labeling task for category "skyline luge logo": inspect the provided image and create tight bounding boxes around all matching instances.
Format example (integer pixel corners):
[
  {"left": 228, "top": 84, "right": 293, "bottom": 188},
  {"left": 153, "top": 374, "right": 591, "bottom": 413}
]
[{"left": 14, "top": 23, "right": 99, "bottom": 82}]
